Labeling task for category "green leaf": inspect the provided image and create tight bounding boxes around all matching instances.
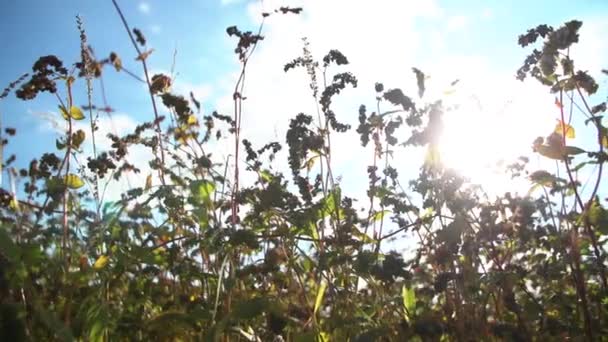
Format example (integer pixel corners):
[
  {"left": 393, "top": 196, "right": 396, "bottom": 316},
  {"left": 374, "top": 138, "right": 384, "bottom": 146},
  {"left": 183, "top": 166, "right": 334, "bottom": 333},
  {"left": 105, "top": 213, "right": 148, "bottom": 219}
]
[
  {"left": 370, "top": 210, "right": 390, "bottom": 222},
  {"left": 36, "top": 304, "right": 74, "bottom": 341},
  {"left": 314, "top": 281, "right": 327, "bottom": 317},
  {"left": 353, "top": 228, "right": 376, "bottom": 244},
  {"left": 303, "top": 154, "right": 320, "bottom": 172},
  {"left": 190, "top": 179, "right": 215, "bottom": 207},
  {"left": 437, "top": 215, "right": 466, "bottom": 245},
  {"left": 294, "top": 332, "right": 317, "bottom": 342},
  {"left": 563, "top": 146, "right": 585, "bottom": 155},
  {"left": 89, "top": 320, "right": 105, "bottom": 342},
  {"left": 64, "top": 173, "right": 84, "bottom": 189},
  {"left": 572, "top": 161, "right": 591, "bottom": 172},
  {"left": 147, "top": 311, "right": 196, "bottom": 333},
  {"left": 59, "top": 105, "right": 85, "bottom": 121},
  {"left": 402, "top": 285, "right": 416, "bottom": 322},
  {"left": 588, "top": 200, "right": 608, "bottom": 234},
  {"left": 259, "top": 169, "right": 273, "bottom": 183},
  {"left": 56, "top": 138, "right": 66, "bottom": 150},
  {"left": 233, "top": 297, "right": 267, "bottom": 320},
  {"left": 321, "top": 187, "right": 341, "bottom": 218},
  {"left": 303, "top": 220, "right": 319, "bottom": 240},
  {"left": 0, "top": 227, "right": 19, "bottom": 263}
]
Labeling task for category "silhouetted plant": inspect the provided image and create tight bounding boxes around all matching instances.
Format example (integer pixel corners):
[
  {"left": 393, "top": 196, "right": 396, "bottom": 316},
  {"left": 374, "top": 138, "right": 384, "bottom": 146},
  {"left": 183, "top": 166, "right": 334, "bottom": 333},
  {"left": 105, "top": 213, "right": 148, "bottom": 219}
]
[{"left": 0, "top": 3, "right": 606, "bottom": 342}]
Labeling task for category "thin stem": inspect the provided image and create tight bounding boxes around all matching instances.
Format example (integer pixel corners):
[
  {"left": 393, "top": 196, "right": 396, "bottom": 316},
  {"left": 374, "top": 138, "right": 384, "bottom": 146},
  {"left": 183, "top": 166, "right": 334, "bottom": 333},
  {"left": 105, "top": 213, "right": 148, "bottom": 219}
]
[
  {"left": 559, "top": 89, "right": 594, "bottom": 340},
  {"left": 111, "top": 0, "right": 166, "bottom": 185},
  {"left": 230, "top": 17, "right": 266, "bottom": 226}
]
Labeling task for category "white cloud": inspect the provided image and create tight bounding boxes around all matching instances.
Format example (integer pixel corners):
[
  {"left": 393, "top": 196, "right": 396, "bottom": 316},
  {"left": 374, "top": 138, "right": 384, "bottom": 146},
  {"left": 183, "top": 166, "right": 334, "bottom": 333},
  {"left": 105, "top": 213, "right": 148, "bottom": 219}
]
[
  {"left": 570, "top": 18, "right": 608, "bottom": 78},
  {"left": 174, "top": 82, "right": 213, "bottom": 107},
  {"left": 446, "top": 15, "right": 468, "bottom": 32},
  {"left": 208, "top": 0, "right": 449, "bottom": 205},
  {"left": 72, "top": 113, "right": 156, "bottom": 202},
  {"left": 209, "top": 0, "right": 606, "bottom": 207},
  {"left": 138, "top": 2, "right": 150, "bottom": 14}
]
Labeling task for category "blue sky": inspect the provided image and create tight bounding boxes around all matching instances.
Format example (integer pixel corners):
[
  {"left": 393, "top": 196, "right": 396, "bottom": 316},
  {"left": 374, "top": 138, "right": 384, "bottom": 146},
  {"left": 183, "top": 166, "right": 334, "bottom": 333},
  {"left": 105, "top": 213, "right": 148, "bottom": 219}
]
[{"left": 1, "top": 0, "right": 607, "bottom": 203}]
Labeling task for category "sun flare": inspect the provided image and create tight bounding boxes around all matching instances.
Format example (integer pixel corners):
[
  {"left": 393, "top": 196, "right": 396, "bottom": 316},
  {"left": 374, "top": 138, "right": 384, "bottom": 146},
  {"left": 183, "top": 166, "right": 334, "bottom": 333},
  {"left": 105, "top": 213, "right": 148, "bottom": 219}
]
[{"left": 436, "top": 83, "right": 551, "bottom": 196}]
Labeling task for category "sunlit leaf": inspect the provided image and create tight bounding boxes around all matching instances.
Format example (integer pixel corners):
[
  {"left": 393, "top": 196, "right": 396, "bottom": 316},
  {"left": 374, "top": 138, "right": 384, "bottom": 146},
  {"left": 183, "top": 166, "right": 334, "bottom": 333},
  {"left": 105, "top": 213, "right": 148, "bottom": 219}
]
[
  {"left": 187, "top": 114, "right": 198, "bottom": 126},
  {"left": 402, "top": 285, "right": 416, "bottom": 322},
  {"left": 65, "top": 173, "right": 84, "bottom": 189},
  {"left": 314, "top": 281, "right": 327, "bottom": 317},
  {"left": 303, "top": 154, "right": 320, "bottom": 172},
  {"left": 424, "top": 144, "right": 441, "bottom": 168},
  {"left": 259, "top": 169, "right": 273, "bottom": 182},
  {"left": 353, "top": 228, "right": 376, "bottom": 243},
  {"left": 59, "top": 105, "right": 85, "bottom": 121},
  {"left": 59, "top": 106, "right": 69, "bottom": 120},
  {"left": 321, "top": 187, "right": 341, "bottom": 218},
  {"left": 70, "top": 106, "right": 85, "bottom": 120},
  {"left": 174, "top": 125, "right": 195, "bottom": 144},
  {"left": 144, "top": 173, "right": 153, "bottom": 191},
  {"left": 190, "top": 179, "right": 215, "bottom": 208},
  {"left": 232, "top": 326, "right": 259, "bottom": 341},
  {"left": 93, "top": 255, "right": 109, "bottom": 270},
  {"left": 527, "top": 183, "right": 542, "bottom": 196},
  {"left": 371, "top": 210, "right": 390, "bottom": 222},
  {"left": 588, "top": 200, "right": 608, "bottom": 234},
  {"left": 294, "top": 219, "right": 314, "bottom": 238},
  {"left": 554, "top": 120, "right": 575, "bottom": 138},
  {"left": 9, "top": 197, "right": 19, "bottom": 211}
]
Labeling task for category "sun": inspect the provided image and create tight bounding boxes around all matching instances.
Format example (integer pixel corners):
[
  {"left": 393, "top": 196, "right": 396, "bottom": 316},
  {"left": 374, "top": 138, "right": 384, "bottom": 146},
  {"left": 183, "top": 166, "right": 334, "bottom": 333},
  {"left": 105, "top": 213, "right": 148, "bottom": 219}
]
[{"left": 436, "top": 82, "right": 551, "bottom": 196}]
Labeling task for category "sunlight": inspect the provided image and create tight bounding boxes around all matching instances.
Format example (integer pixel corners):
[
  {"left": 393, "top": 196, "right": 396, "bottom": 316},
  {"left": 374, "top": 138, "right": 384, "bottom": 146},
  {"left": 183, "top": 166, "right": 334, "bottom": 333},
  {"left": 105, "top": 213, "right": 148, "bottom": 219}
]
[{"left": 437, "top": 82, "right": 551, "bottom": 197}]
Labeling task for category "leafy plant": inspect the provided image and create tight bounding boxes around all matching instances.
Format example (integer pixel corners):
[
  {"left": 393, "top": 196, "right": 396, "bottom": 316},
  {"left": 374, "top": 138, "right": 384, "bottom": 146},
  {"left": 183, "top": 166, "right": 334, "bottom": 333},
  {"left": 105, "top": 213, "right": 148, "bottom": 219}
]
[{"left": 0, "top": 3, "right": 606, "bottom": 342}]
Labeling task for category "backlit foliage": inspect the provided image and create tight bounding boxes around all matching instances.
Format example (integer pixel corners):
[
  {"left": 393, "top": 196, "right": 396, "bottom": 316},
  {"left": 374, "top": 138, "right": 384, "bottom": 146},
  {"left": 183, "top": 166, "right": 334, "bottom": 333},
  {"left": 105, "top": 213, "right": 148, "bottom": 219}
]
[{"left": 0, "top": 6, "right": 606, "bottom": 342}]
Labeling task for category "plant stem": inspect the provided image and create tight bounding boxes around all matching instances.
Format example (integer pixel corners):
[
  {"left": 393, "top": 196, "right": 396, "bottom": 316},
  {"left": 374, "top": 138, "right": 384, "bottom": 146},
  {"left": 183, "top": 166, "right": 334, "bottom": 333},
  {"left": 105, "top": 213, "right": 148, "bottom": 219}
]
[{"left": 111, "top": 0, "right": 166, "bottom": 185}]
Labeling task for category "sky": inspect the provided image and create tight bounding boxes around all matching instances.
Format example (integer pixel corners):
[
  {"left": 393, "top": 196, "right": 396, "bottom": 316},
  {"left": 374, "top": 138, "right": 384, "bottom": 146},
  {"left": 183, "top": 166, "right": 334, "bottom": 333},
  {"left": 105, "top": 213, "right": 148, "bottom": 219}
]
[{"left": 1, "top": 0, "right": 607, "bottom": 213}]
